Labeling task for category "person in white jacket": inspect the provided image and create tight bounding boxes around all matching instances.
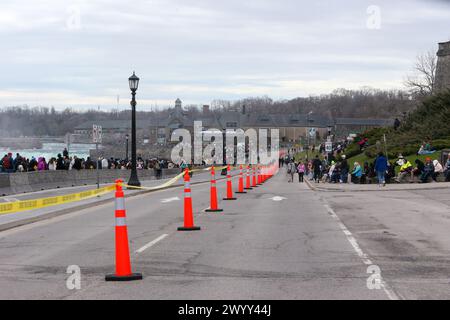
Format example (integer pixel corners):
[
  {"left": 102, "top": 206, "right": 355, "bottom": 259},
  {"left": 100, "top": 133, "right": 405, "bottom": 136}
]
[
  {"left": 433, "top": 159, "right": 444, "bottom": 181},
  {"left": 101, "top": 157, "right": 109, "bottom": 169}
]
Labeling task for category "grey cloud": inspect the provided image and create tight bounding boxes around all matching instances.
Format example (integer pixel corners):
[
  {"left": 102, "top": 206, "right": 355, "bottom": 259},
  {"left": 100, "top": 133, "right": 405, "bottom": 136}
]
[{"left": 0, "top": 0, "right": 449, "bottom": 108}]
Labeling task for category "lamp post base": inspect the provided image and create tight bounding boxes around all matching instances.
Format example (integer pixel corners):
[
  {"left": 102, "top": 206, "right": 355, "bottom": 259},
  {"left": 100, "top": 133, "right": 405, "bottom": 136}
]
[{"left": 128, "top": 170, "right": 141, "bottom": 187}]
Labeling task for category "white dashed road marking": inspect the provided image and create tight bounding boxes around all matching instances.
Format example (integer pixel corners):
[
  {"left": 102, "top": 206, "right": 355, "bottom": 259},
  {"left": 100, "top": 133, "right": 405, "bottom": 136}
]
[
  {"left": 161, "top": 197, "right": 180, "bottom": 203},
  {"left": 135, "top": 234, "right": 169, "bottom": 254},
  {"left": 322, "top": 200, "right": 400, "bottom": 300}
]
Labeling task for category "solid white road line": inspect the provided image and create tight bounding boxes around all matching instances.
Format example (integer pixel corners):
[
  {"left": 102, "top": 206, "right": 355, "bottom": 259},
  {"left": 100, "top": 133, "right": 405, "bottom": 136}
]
[
  {"left": 321, "top": 200, "right": 400, "bottom": 300},
  {"left": 135, "top": 234, "right": 169, "bottom": 254}
]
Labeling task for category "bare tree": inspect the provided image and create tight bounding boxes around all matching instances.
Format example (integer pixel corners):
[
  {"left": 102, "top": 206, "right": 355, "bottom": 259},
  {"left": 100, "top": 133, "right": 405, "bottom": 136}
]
[{"left": 405, "top": 51, "right": 437, "bottom": 97}]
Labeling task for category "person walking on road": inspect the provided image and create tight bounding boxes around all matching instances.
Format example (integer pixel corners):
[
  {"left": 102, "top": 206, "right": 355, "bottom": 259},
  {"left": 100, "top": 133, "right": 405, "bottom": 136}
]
[
  {"left": 312, "top": 155, "right": 322, "bottom": 183},
  {"left": 287, "top": 160, "right": 296, "bottom": 183},
  {"left": 374, "top": 152, "right": 388, "bottom": 187},
  {"left": 297, "top": 161, "right": 305, "bottom": 183}
]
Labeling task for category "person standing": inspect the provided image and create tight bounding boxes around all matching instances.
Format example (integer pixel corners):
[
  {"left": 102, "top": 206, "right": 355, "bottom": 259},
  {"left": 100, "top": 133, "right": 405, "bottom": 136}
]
[
  {"left": 351, "top": 162, "right": 362, "bottom": 184},
  {"left": 374, "top": 152, "right": 388, "bottom": 187},
  {"left": 340, "top": 155, "right": 349, "bottom": 183},
  {"left": 56, "top": 154, "right": 64, "bottom": 170}
]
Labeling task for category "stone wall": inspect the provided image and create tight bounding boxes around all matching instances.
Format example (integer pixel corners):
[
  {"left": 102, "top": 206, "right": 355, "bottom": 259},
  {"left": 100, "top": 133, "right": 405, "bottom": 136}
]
[{"left": 0, "top": 168, "right": 180, "bottom": 196}]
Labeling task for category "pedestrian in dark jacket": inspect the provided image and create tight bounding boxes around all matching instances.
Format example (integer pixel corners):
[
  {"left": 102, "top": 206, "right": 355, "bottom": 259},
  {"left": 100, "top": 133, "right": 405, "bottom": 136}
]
[
  {"left": 340, "top": 155, "right": 349, "bottom": 183},
  {"left": 420, "top": 157, "right": 435, "bottom": 183},
  {"left": 312, "top": 155, "right": 322, "bottom": 183},
  {"left": 374, "top": 152, "right": 388, "bottom": 186},
  {"left": 56, "top": 154, "right": 65, "bottom": 170}
]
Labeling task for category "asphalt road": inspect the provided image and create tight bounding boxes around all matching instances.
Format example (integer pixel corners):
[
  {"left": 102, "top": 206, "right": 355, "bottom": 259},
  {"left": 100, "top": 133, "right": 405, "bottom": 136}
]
[{"left": 0, "top": 170, "right": 448, "bottom": 300}]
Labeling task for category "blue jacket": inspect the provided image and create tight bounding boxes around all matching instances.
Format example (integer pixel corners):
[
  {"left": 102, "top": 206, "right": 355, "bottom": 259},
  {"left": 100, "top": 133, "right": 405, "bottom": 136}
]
[
  {"left": 352, "top": 165, "right": 362, "bottom": 177},
  {"left": 374, "top": 155, "right": 388, "bottom": 172}
]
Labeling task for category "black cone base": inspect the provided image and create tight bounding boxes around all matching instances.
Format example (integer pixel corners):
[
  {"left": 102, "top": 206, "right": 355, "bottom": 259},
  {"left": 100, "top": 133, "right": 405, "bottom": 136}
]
[
  {"left": 223, "top": 197, "right": 237, "bottom": 201},
  {"left": 205, "top": 208, "right": 223, "bottom": 212},
  {"left": 235, "top": 191, "right": 247, "bottom": 194},
  {"left": 244, "top": 188, "right": 253, "bottom": 190},
  {"left": 105, "top": 273, "right": 143, "bottom": 282},
  {"left": 177, "top": 226, "right": 201, "bottom": 231}
]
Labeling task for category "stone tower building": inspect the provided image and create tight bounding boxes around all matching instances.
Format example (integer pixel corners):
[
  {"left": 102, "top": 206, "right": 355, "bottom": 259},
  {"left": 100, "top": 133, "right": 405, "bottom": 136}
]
[{"left": 435, "top": 41, "right": 450, "bottom": 91}]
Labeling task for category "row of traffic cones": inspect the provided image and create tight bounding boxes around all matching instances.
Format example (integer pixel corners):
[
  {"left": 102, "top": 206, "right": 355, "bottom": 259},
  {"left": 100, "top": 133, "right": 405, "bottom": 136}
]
[
  {"left": 106, "top": 163, "right": 277, "bottom": 281},
  {"left": 179, "top": 163, "right": 277, "bottom": 230}
]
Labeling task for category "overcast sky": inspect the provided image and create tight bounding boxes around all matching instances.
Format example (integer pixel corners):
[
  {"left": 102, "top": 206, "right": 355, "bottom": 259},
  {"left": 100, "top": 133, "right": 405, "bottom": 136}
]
[{"left": 0, "top": 0, "right": 449, "bottom": 110}]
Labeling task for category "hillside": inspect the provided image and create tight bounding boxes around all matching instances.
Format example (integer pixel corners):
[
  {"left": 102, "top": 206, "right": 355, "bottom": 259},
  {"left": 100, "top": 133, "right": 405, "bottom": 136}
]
[{"left": 345, "top": 89, "right": 450, "bottom": 163}]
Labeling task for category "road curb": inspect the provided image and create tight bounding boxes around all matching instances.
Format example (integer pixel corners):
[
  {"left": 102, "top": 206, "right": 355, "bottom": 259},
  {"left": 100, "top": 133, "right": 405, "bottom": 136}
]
[{"left": 304, "top": 178, "right": 450, "bottom": 192}]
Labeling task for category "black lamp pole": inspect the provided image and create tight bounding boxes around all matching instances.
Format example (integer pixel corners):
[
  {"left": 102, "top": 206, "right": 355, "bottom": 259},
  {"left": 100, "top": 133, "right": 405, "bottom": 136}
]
[
  {"left": 125, "top": 134, "right": 129, "bottom": 161},
  {"left": 128, "top": 72, "right": 141, "bottom": 187}
]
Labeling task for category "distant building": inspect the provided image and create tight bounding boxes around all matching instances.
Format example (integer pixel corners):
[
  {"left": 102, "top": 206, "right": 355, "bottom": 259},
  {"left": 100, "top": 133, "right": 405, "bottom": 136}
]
[
  {"left": 435, "top": 41, "right": 450, "bottom": 92},
  {"left": 73, "top": 99, "right": 394, "bottom": 146},
  {"left": 147, "top": 99, "right": 393, "bottom": 145},
  {"left": 73, "top": 120, "right": 148, "bottom": 142}
]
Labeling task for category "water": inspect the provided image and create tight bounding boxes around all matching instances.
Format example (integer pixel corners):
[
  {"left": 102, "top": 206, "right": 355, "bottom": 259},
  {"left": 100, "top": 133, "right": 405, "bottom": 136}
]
[{"left": 0, "top": 143, "right": 95, "bottom": 160}]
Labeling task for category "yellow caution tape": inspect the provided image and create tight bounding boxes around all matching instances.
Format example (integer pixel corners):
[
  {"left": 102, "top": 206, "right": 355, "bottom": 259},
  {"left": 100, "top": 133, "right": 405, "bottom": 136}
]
[
  {"left": 0, "top": 185, "right": 116, "bottom": 216},
  {"left": 120, "top": 166, "right": 231, "bottom": 190},
  {"left": 121, "top": 171, "right": 186, "bottom": 191},
  {"left": 0, "top": 164, "right": 264, "bottom": 216}
]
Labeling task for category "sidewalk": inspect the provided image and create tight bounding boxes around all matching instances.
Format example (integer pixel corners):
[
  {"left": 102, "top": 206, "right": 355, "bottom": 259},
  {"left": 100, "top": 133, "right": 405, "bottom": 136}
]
[{"left": 305, "top": 178, "right": 450, "bottom": 192}]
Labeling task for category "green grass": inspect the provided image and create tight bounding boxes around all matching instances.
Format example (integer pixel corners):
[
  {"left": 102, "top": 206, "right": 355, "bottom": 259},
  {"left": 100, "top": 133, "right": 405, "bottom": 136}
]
[{"left": 293, "top": 150, "right": 322, "bottom": 161}]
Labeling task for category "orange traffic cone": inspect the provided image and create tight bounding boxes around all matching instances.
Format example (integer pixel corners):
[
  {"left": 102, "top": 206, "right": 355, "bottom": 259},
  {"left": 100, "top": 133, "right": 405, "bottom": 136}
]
[
  {"left": 252, "top": 165, "right": 258, "bottom": 188},
  {"left": 236, "top": 165, "right": 247, "bottom": 194},
  {"left": 223, "top": 165, "right": 237, "bottom": 200},
  {"left": 257, "top": 166, "right": 262, "bottom": 185},
  {"left": 178, "top": 169, "right": 201, "bottom": 231},
  {"left": 205, "top": 166, "right": 223, "bottom": 212},
  {"left": 245, "top": 165, "right": 253, "bottom": 190},
  {"left": 106, "top": 180, "right": 142, "bottom": 281}
]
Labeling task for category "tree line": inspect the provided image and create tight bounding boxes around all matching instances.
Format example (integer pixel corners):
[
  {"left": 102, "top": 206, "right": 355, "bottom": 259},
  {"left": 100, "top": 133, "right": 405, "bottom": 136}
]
[{"left": 0, "top": 88, "right": 418, "bottom": 138}]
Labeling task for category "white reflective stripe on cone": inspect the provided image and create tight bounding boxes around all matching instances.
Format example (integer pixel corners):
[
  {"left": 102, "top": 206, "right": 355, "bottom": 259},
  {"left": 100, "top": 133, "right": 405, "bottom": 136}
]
[
  {"left": 116, "top": 217, "right": 127, "bottom": 227},
  {"left": 115, "top": 197, "right": 125, "bottom": 211},
  {"left": 185, "top": 182, "right": 191, "bottom": 189},
  {"left": 185, "top": 192, "right": 191, "bottom": 198}
]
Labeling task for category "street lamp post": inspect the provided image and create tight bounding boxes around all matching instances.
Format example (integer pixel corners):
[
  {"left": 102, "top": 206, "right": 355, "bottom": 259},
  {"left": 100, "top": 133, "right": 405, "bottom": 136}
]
[
  {"left": 128, "top": 72, "right": 141, "bottom": 187},
  {"left": 125, "top": 134, "right": 129, "bottom": 161}
]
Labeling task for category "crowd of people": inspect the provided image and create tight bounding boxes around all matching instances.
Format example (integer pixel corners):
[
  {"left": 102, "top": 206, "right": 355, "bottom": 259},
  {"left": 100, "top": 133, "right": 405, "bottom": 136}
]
[
  {"left": 0, "top": 148, "right": 177, "bottom": 179},
  {"left": 281, "top": 145, "right": 450, "bottom": 186}
]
